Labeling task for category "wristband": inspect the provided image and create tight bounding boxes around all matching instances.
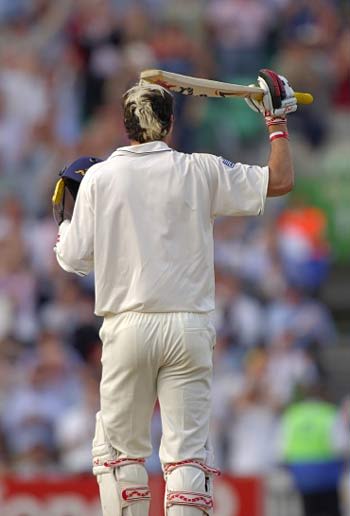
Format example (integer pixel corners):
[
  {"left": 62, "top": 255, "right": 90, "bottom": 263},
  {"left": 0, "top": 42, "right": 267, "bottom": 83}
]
[{"left": 269, "top": 131, "right": 289, "bottom": 142}]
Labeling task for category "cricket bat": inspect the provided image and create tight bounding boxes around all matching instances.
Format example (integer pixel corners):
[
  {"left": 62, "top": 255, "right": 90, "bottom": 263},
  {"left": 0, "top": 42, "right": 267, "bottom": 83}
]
[{"left": 140, "top": 69, "right": 314, "bottom": 105}]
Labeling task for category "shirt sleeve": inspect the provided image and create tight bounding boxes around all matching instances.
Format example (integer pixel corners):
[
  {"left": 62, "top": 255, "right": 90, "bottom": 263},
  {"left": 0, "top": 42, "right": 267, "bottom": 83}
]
[
  {"left": 198, "top": 154, "right": 269, "bottom": 218},
  {"left": 54, "top": 173, "right": 95, "bottom": 276}
]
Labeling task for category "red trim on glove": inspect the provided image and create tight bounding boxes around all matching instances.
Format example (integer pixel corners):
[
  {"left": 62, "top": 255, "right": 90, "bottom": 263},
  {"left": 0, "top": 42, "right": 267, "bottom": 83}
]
[{"left": 265, "top": 116, "right": 287, "bottom": 127}]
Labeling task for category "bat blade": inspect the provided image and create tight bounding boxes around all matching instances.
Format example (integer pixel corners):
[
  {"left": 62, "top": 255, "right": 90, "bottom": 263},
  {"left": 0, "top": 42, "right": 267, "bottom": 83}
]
[
  {"left": 140, "top": 69, "right": 313, "bottom": 105},
  {"left": 140, "top": 69, "right": 262, "bottom": 99}
]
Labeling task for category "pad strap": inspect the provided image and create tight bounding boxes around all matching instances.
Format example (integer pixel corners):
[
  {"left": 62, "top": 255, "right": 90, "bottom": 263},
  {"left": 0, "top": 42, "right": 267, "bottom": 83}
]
[
  {"left": 103, "top": 458, "right": 146, "bottom": 468},
  {"left": 167, "top": 490, "right": 213, "bottom": 511},
  {"left": 164, "top": 459, "right": 220, "bottom": 477},
  {"left": 122, "top": 486, "right": 151, "bottom": 503},
  {"left": 93, "top": 455, "right": 146, "bottom": 475}
]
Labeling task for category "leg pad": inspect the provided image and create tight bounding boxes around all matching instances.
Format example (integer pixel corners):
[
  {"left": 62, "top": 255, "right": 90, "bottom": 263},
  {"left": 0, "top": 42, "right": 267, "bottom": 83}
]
[
  {"left": 164, "top": 461, "right": 220, "bottom": 516},
  {"left": 92, "top": 412, "right": 150, "bottom": 516}
]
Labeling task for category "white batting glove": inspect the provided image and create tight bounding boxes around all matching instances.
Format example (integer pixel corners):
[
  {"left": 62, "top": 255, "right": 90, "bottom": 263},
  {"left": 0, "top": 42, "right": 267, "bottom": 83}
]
[{"left": 245, "top": 69, "right": 297, "bottom": 119}]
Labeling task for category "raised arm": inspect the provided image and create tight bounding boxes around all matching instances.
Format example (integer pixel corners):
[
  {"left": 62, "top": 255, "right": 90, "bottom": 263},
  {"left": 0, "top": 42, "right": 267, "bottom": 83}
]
[{"left": 245, "top": 68, "right": 297, "bottom": 197}]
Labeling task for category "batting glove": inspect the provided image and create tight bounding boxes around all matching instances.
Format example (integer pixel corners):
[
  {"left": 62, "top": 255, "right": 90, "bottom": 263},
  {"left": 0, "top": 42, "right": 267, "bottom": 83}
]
[{"left": 245, "top": 69, "right": 297, "bottom": 119}]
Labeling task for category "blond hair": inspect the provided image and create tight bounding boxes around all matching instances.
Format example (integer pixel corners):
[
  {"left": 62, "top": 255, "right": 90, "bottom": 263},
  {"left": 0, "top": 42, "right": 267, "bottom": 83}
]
[{"left": 123, "top": 82, "right": 173, "bottom": 143}]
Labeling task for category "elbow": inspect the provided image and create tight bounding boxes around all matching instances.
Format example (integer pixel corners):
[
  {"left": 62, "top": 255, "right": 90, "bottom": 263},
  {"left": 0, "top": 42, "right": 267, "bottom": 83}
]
[
  {"left": 55, "top": 247, "right": 77, "bottom": 274},
  {"left": 54, "top": 246, "right": 92, "bottom": 276},
  {"left": 267, "top": 179, "right": 294, "bottom": 197},
  {"left": 281, "top": 177, "right": 294, "bottom": 194},
  {"left": 267, "top": 167, "right": 294, "bottom": 197}
]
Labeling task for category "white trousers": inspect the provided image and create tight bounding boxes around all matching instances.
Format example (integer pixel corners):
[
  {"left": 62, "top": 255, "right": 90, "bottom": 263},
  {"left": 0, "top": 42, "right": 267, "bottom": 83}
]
[{"left": 99, "top": 311, "right": 215, "bottom": 464}]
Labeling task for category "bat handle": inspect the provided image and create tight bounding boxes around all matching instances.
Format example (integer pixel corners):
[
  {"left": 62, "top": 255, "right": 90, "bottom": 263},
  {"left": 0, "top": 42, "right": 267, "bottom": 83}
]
[
  {"left": 295, "top": 92, "right": 314, "bottom": 105},
  {"left": 254, "top": 91, "right": 314, "bottom": 105}
]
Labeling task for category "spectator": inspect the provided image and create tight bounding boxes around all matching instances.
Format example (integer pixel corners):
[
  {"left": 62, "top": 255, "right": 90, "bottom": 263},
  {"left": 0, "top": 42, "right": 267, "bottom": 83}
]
[
  {"left": 265, "top": 331, "right": 319, "bottom": 406},
  {"left": 333, "top": 28, "right": 350, "bottom": 109},
  {"left": 1, "top": 330, "right": 83, "bottom": 474},
  {"left": 55, "top": 373, "right": 100, "bottom": 473},
  {"left": 68, "top": 0, "right": 124, "bottom": 120},
  {"left": 277, "top": 201, "right": 331, "bottom": 293},
  {"left": 265, "top": 284, "right": 337, "bottom": 347},
  {"left": 205, "top": 0, "right": 274, "bottom": 77},
  {"left": 279, "top": 382, "right": 348, "bottom": 516},
  {"left": 216, "top": 349, "right": 280, "bottom": 475},
  {"left": 215, "top": 268, "right": 265, "bottom": 350},
  {"left": 39, "top": 276, "right": 96, "bottom": 338},
  {"left": 271, "top": 27, "right": 334, "bottom": 147}
]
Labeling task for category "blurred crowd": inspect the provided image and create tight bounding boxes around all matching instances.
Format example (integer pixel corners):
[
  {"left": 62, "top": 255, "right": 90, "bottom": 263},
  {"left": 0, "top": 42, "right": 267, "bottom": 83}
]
[{"left": 0, "top": 0, "right": 349, "bottom": 481}]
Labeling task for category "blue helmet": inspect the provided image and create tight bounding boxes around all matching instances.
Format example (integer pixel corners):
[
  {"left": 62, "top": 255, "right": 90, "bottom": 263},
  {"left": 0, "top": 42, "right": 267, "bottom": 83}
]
[
  {"left": 59, "top": 156, "right": 103, "bottom": 199},
  {"left": 52, "top": 156, "right": 103, "bottom": 225}
]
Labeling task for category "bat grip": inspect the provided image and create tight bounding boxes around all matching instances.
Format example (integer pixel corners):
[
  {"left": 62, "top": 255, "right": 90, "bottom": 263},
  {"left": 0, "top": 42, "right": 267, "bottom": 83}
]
[
  {"left": 295, "top": 92, "right": 314, "bottom": 105},
  {"left": 254, "top": 91, "right": 314, "bottom": 105}
]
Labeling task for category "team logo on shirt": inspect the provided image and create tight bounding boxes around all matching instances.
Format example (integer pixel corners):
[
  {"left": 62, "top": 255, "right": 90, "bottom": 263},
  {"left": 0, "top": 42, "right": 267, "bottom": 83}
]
[{"left": 221, "top": 158, "right": 235, "bottom": 168}]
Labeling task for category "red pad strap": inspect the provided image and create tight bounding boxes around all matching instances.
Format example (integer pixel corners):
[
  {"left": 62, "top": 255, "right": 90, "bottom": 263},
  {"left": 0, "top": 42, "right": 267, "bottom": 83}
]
[
  {"left": 122, "top": 486, "right": 151, "bottom": 502},
  {"left": 164, "top": 459, "right": 220, "bottom": 477},
  {"left": 93, "top": 457, "right": 146, "bottom": 469},
  {"left": 167, "top": 490, "right": 213, "bottom": 511}
]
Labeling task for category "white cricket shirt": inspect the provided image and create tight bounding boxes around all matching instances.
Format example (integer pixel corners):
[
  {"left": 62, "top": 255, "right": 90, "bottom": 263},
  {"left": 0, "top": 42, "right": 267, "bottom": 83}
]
[{"left": 55, "top": 141, "right": 268, "bottom": 316}]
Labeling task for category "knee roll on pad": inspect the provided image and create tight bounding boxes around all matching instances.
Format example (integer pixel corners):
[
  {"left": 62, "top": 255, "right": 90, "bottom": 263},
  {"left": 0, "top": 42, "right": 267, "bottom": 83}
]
[
  {"left": 165, "top": 463, "right": 216, "bottom": 516},
  {"left": 92, "top": 412, "right": 151, "bottom": 516}
]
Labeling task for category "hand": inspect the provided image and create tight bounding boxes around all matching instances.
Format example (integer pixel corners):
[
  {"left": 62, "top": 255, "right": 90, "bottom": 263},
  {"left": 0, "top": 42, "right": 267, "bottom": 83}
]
[{"left": 245, "top": 69, "right": 297, "bottom": 119}]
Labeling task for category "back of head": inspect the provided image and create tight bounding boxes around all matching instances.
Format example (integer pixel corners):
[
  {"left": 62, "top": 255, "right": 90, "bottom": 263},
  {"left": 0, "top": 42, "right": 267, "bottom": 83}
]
[{"left": 123, "top": 82, "right": 174, "bottom": 143}]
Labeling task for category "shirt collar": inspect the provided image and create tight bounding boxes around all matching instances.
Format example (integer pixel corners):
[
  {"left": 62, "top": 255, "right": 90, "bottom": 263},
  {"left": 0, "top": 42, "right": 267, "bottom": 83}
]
[{"left": 108, "top": 141, "right": 172, "bottom": 158}]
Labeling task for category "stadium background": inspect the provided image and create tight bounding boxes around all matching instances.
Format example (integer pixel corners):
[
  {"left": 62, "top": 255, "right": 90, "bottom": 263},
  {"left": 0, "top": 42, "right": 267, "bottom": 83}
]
[{"left": 0, "top": 0, "right": 349, "bottom": 514}]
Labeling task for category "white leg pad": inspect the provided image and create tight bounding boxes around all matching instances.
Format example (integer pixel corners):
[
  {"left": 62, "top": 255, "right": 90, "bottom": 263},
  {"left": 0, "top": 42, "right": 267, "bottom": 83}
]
[
  {"left": 92, "top": 412, "right": 151, "bottom": 516},
  {"left": 165, "top": 464, "right": 214, "bottom": 516}
]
